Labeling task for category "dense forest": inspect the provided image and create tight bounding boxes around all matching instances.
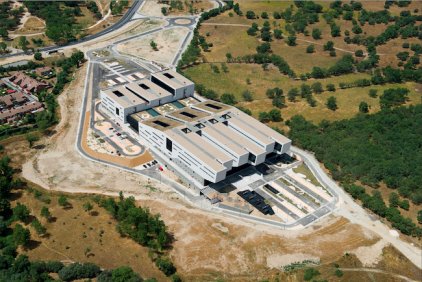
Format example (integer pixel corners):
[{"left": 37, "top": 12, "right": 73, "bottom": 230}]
[
  {"left": 0, "top": 2, "right": 22, "bottom": 39},
  {"left": 288, "top": 105, "right": 422, "bottom": 236},
  {"left": 288, "top": 104, "right": 422, "bottom": 204}
]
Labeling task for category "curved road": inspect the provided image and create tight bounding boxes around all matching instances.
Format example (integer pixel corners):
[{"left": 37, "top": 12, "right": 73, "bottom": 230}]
[
  {"left": 6, "top": 0, "right": 420, "bottom": 270},
  {"left": 0, "top": 0, "right": 144, "bottom": 58}
]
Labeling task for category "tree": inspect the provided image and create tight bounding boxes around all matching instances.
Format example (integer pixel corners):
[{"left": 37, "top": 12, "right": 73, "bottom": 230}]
[
  {"left": 220, "top": 93, "right": 236, "bottom": 105},
  {"left": 58, "top": 263, "right": 101, "bottom": 281},
  {"left": 26, "top": 133, "right": 39, "bottom": 148},
  {"left": 352, "top": 24, "right": 362, "bottom": 34},
  {"left": 34, "top": 52, "right": 43, "bottom": 61},
  {"left": 326, "top": 84, "right": 336, "bottom": 91},
  {"left": 268, "top": 109, "right": 282, "bottom": 122},
  {"left": 330, "top": 23, "right": 341, "bottom": 37},
  {"left": 272, "top": 96, "right": 285, "bottom": 108},
  {"left": 247, "top": 23, "right": 259, "bottom": 36},
  {"left": 18, "top": 36, "right": 29, "bottom": 52},
  {"left": 70, "top": 50, "right": 85, "bottom": 68},
  {"left": 13, "top": 203, "right": 30, "bottom": 222},
  {"left": 13, "top": 224, "right": 30, "bottom": 246},
  {"left": 58, "top": 195, "right": 70, "bottom": 208},
  {"left": 304, "top": 268, "right": 320, "bottom": 281},
  {"left": 0, "top": 28, "right": 7, "bottom": 39},
  {"left": 379, "top": 88, "right": 409, "bottom": 109},
  {"left": 311, "top": 82, "right": 323, "bottom": 94},
  {"left": 110, "top": 266, "right": 141, "bottom": 282},
  {"left": 155, "top": 257, "right": 176, "bottom": 276},
  {"left": 335, "top": 268, "right": 344, "bottom": 277},
  {"left": 31, "top": 219, "right": 47, "bottom": 236},
  {"left": 0, "top": 42, "right": 7, "bottom": 53},
  {"left": 286, "top": 36, "right": 296, "bottom": 46},
  {"left": 311, "top": 67, "right": 326, "bottom": 78},
  {"left": 288, "top": 88, "right": 299, "bottom": 102},
  {"left": 399, "top": 200, "right": 410, "bottom": 211},
  {"left": 261, "top": 12, "right": 268, "bottom": 19},
  {"left": 161, "top": 7, "right": 168, "bottom": 16},
  {"left": 242, "top": 90, "right": 253, "bottom": 102},
  {"left": 326, "top": 96, "right": 338, "bottom": 111},
  {"left": 150, "top": 40, "right": 158, "bottom": 51},
  {"left": 396, "top": 51, "right": 409, "bottom": 61},
  {"left": 359, "top": 101, "right": 369, "bottom": 113},
  {"left": 369, "top": 89, "right": 378, "bottom": 98},
  {"left": 259, "top": 112, "right": 270, "bottom": 122},
  {"left": 273, "top": 29, "right": 283, "bottom": 39},
  {"left": 40, "top": 206, "right": 51, "bottom": 221},
  {"left": 246, "top": 10, "right": 256, "bottom": 19},
  {"left": 312, "top": 28, "right": 321, "bottom": 39},
  {"left": 256, "top": 42, "right": 271, "bottom": 54},
  {"left": 300, "top": 84, "right": 312, "bottom": 98},
  {"left": 418, "top": 210, "right": 422, "bottom": 224},
  {"left": 355, "top": 50, "right": 364, "bottom": 57},
  {"left": 306, "top": 45, "right": 315, "bottom": 53},
  {"left": 323, "top": 41, "right": 334, "bottom": 51}
]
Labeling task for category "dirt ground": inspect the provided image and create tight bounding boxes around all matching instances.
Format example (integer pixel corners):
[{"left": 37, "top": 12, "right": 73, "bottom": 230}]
[
  {"left": 10, "top": 64, "right": 419, "bottom": 281},
  {"left": 138, "top": 0, "right": 214, "bottom": 17},
  {"left": 117, "top": 27, "right": 189, "bottom": 64},
  {"left": 11, "top": 189, "right": 167, "bottom": 281},
  {"left": 115, "top": 27, "right": 190, "bottom": 65}
]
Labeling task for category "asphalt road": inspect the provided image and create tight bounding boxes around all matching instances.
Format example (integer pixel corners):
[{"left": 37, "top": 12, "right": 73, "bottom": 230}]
[{"left": 0, "top": 0, "right": 144, "bottom": 58}]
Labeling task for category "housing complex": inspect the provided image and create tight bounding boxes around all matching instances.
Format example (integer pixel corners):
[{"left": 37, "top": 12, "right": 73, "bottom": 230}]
[
  {"left": 0, "top": 83, "right": 43, "bottom": 124},
  {"left": 8, "top": 72, "right": 50, "bottom": 94},
  {"left": 100, "top": 70, "right": 291, "bottom": 187}
]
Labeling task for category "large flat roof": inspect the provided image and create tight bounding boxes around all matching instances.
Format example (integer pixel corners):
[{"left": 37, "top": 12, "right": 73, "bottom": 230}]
[
  {"left": 126, "top": 79, "right": 173, "bottom": 102},
  {"left": 234, "top": 110, "right": 291, "bottom": 145},
  {"left": 167, "top": 107, "right": 210, "bottom": 123},
  {"left": 229, "top": 115, "right": 274, "bottom": 147},
  {"left": 192, "top": 100, "right": 231, "bottom": 113},
  {"left": 201, "top": 123, "right": 248, "bottom": 157},
  {"left": 152, "top": 70, "right": 194, "bottom": 89},
  {"left": 142, "top": 116, "right": 182, "bottom": 131},
  {"left": 103, "top": 86, "right": 147, "bottom": 108},
  {"left": 185, "top": 130, "right": 233, "bottom": 165},
  {"left": 211, "top": 122, "right": 266, "bottom": 156},
  {"left": 166, "top": 129, "right": 225, "bottom": 172}
]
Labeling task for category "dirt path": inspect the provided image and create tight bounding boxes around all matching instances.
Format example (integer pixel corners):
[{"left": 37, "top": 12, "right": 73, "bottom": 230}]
[
  {"left": 201, "top": 22, "right": 385, "bottom": 56},
  {"left": 339, "top": 268, "right": 419, "bottom": 282},
  {"left": 20, "top": 64, "right": 166, "bottom": 197}
]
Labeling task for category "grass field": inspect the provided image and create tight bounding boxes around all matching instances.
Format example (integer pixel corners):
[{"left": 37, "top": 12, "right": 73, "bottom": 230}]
[
  {"left": 185, "top": 63, "right": 421, "bottom": 125},
  {"left": 11, "top": 188, "right": 168, "bottom": 281},
  {"left": 198, "top": 0, "right": 418, "bottom": 72}
]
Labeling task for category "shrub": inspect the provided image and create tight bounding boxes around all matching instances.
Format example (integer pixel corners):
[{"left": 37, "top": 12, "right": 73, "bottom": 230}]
[
  {"left": 326, "top": 96, "right": 338, "bottom": 111},
  {"left": 306, "top": 45, "right": 315, "bottom": 53},
  {"left": 369, "top": 89, "right": 378, "bottom": 98},
  {"left": 242, "top": 90, "right": 253, "bottom": 102},
  {"left": 355, "top": 50, "right": 364, "bottom": 57},
  {"left": 246, "top": 10, "right": 256, "bottom": 19},
  {"left": 304, "top": 268, "right": 320, "bottom": 281},
  {"left": 58, "top": 263, "right": 101, "bottom": 281},
  {"left": 155, "top": 257, "right": 176, "bottom": 276},
  {"left": 326, "top": 84, "right": 336, "bottom": 91},
  {"left": 220, "top": 93, "right": 237, "bottom": 105}
]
